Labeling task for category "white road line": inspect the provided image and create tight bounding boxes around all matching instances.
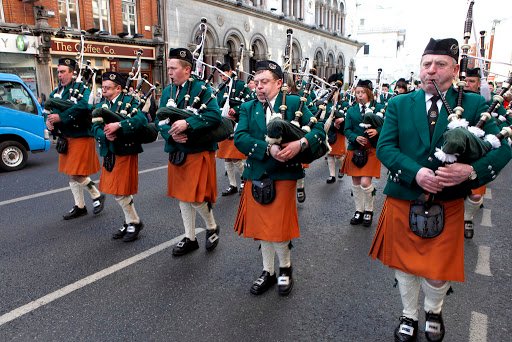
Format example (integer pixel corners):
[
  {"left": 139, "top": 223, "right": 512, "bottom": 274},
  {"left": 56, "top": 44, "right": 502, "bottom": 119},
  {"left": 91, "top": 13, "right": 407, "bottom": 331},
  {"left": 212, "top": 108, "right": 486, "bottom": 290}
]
[
  {"left": 480, "top": 209, "right": 492, "bottom": 227},
  {"left": 475, "top": 246, "right": 493, "bottom": 277},
  {"left": 483, "top": 188, "right": 492, "bottom": 199},
  {"left": 469, "top": 311, "right": 488, "bottom": 342},
  {"left": 0, "top": 165, "right": 167, "bottom": 207},
  {"left": 0, "top": 228, "right": 204, "bottom": 326}
]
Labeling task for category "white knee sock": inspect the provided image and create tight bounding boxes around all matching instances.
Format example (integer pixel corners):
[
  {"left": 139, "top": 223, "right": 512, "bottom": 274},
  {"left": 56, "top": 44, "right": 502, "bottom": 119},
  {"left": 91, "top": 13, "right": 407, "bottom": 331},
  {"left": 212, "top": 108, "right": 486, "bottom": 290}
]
[
  {"left": 422, "top": 279, "right": 450, "bottom": 314},
  {"left": 69, "top": 181, "right": 85, "bottom": 208},
  {"left": 352, "top": 184, "right": 365, "bottom": 212},
  {"left": 464, "top": 197, "right": 483, "bottom": 221},
  {"left": 225, "top": 161, "right": 237, "bottom": 187},
  {"left": 274, "top": 241, "right": 291, "bottom": 268},
  {"left": 260, "top": 241, "right": 275, "bottom": 275},
  {"left": 179, "top": 201, "right": 196, "bottom": 240},
  {"left": 192, "top": 201, "right": 217, "bottom": 230},
  {"left": 297, "top": 178, "right": 305, "bottom": 189},
  {"left": 234, "top": 159, "right": 244, "bottom": 177},
  {"left": 395, "top": 270, "right": 421, "bottom": 321},
  {"left": 327, "top": 156, "right": 336, "bottom": 177},
  {"left": 361, "top": 184, "right": 375, "bottom": 212},
  {"left": 115, "top": 195, "right": 140, "bottom": 224},
  {"left": 80, "top": 177, "right": 101, "bottom": 199}
]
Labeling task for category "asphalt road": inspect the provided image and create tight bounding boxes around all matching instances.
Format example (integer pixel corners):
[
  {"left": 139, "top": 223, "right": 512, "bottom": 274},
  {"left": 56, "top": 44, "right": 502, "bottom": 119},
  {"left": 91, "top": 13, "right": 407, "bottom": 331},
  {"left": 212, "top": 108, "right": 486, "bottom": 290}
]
[{"left": 0, "top": 140, "right": 510, "bottom": 341}]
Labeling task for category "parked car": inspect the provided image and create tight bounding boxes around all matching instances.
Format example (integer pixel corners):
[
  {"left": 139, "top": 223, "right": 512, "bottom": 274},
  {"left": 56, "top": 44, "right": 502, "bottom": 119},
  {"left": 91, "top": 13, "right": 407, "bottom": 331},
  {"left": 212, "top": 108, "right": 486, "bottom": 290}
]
[{"left": 0, "top": 73, "right": 50, "bottom": 171}]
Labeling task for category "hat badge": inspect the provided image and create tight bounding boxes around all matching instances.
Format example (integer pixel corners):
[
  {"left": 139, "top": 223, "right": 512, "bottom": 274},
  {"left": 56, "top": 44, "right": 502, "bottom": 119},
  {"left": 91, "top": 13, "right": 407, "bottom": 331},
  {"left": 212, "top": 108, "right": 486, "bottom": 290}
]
[
  {"left": 450, "top": 44, "right": 458, "bottom": 55},
  {"left": 269, "top": 63, "right": 276, "bottom": 70},
  {"left": 179, "top": 51, "right": 187, "bottom": 58},
  {"left": 65, "top": 59, "right": 71, "bottom": 65},
  {"left": 109, "top": 74, "right": 116, "bottom": 80}
]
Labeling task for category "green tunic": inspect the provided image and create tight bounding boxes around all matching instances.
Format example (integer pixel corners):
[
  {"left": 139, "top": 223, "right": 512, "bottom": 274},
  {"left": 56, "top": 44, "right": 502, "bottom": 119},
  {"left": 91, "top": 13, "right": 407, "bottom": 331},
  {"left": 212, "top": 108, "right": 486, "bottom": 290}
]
[{"left": 344, "top": 100, "right": 385, "bottom": 150}]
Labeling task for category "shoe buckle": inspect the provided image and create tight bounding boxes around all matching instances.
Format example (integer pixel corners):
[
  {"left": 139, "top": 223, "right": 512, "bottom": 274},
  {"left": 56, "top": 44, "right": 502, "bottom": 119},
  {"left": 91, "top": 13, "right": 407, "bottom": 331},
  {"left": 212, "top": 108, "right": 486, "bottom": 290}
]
[
  {"left": 254, "top": 278, "right": 265, "bottom": 286},
  {"left": 176, "top": 241, "right": 185, "bottom": 248},
  {"left": 363, "top": 214, "right": 371, "bottom": 220},
  {"left": 425, "top": 321, "right": 441, "bottom": 333},
  {"left": 93, "top": 199, "right": 101, "bottom": 207},
  {"left": 208, "top": 233, "right": 219, "bottom": 243},
  {"left": 278, "top": 276, "right": 290, "bottom": 286},
  {"left": 398, "top": 323, "right": 414, "bottom": 336},
  {"left": 126, "top": 225, "right": 136, "bottom": 233},
  {"left": 354, "top": 213, "right": 361, "bottom": 219}
]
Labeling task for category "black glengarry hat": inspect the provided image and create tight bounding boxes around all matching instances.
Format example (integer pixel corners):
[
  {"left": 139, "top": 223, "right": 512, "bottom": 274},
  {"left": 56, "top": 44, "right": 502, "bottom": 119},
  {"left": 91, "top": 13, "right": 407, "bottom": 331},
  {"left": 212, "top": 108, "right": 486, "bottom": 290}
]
[
  {"left": 102, "top": 72, "right": 127, "bottom": 87},
  {"left": 422, "top": 38, "right": 459, "bottom": 61},
  {"left": 356, "top": 79, "right": 373, "bottom": 90},
  {"left": 328, "top": 73, "right": 344, "bottom": 84},
  {"left": 168, "top": 48, "right": 193, "bottom": 65},
  {"left": 466, "top": 67, "right": 481, "bottom": 77},
  {"left": 220, "top": 63, "right": 232, "bottom": 72},
  {"left": 58, "top": 58, "right": 77, "bottom": 69},
  {"left": 255, "top": 60, "right": 284, "bottom": 79}
]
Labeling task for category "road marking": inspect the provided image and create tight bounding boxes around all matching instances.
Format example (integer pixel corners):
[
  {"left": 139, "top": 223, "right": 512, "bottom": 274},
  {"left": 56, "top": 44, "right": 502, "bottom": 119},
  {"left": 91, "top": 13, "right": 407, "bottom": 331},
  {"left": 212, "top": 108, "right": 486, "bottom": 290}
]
[
  {"left": 0, "top": 165, "right": 167, "bottom": 207},
  {"left": 483, "top": 189, "right": 492, "bottom": 199},
  {"left": 475, "top": 246, "right": 492, "bottom": 277},
  {"left": 0, "top": 228, "right": 204, "bottom": 326},
  {"left": 480, "top": 209, "right": 492, "bottom": 227},
  {"left": 469, "top": 311, "right": 488, "bottom": 342}
]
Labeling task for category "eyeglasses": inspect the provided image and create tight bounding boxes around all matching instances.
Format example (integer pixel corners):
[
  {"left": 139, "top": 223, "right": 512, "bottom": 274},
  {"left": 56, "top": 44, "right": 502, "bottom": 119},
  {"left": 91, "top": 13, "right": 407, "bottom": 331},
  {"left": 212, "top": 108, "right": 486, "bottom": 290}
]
[
  {"left": 101, "top": 85, "right": 116, "bottom": 90},
  {"left": 253, "top": 78, "right": 275, "bottom": 87}
]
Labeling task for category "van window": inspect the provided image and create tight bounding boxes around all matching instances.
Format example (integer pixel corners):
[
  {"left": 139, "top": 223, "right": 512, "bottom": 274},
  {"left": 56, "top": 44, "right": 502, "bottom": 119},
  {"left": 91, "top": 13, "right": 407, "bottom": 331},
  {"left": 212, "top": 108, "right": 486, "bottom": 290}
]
[{"left": 0, "top": 81, "right": 37, "bottom": 114}]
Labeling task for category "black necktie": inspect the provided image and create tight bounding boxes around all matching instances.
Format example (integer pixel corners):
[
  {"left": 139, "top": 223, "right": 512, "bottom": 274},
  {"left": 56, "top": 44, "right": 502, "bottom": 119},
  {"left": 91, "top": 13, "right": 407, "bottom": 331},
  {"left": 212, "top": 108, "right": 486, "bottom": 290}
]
[
  {"left": 361, "top": 104, "right": 366, "bottom": 114},
  {"left": 428, "top": 95, "right": 440, "bottom": 139}
]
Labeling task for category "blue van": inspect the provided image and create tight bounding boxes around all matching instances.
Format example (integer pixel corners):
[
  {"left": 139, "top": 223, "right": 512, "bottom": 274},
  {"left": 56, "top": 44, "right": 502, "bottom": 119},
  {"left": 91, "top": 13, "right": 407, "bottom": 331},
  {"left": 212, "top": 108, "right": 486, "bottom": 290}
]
[{"left": 0, "top": 73, "right": 50, "bottom": 171}]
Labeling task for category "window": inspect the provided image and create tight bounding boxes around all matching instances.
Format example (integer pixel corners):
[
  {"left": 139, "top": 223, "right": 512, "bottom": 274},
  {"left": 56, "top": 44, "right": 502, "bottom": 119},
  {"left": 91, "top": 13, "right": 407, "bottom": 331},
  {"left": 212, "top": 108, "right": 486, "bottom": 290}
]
[
  {"left": 58, "top": 0, "right": 80, "bottom": 29},
  {"left": 360, "top": 18, "right": 365, "bottom": 26},
  {"left": 364, "top": 44, "right": 370, "bottom": 55},
  {"left": 93, "top": 0, "right": 110, "bottom": 32},
  {"left": 122, "top": 0, "right": 138, "bottom": 35},
  {"left": 0, "top": 0, "right": 5, "bottom": 23},
  {"left": 0, "top": 81, "right": 37, "bottom": 114}
]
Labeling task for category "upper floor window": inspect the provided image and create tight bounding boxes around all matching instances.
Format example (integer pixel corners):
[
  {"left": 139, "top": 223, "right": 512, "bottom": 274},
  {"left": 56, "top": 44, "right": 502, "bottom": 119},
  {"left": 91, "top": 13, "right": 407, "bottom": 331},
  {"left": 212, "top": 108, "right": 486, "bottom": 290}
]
[
  {"left": 122, "top": 0, "right": 138, "bottom": 35},
  {"left": 58, "top": 0, "right": 80, "bottom": 29},
  {"left": 0, "top": 0, "right": 5, "bottom": 23},
  {"left": 93, "top": 0, "right": 110, "bottom": 32},
  {"left": 364, "top": 44, "right": 370, "bottom": 55}
]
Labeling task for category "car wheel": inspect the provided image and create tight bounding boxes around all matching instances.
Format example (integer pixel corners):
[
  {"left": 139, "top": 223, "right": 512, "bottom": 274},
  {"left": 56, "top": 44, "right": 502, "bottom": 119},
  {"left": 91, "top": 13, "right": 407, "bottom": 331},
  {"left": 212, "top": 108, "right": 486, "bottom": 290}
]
[{"left": 0, "top": 141, "right": 28, "bottom": 171}]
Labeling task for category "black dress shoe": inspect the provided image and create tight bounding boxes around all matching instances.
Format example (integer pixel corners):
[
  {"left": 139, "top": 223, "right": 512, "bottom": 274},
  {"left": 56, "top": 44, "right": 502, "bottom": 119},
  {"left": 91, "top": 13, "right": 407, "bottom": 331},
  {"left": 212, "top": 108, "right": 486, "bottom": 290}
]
[
  {"left": 277, "top": 266, "right": 293, "bottom": 296},
  {"left": 172, "top": 237, "right": 199, "bottom": 256},
  {"left": 394, "top": 316, "right": 418, "bottom": 342},
  {"left": 123, "top": 222, "right": 144, "bottom": 242},
  {"left": 338, "top": 170, "right": 344, "bottom": 179},
  {"left": 350, "top": 211, "right": 363, "bottom": 225},
  {"left": 205, "top": 226, "right": 220, "bottom": 251},
  {"left": 222, "top": 185, "right": 238, "bottom": 196},
  {"left": 297, "top": 188, "right": 306, "bottom": 203},
  {"left": 250, "top": 271, "right": 277, "bottom": 295},
  {"left": 425, "top": 311, "right": 445, "bottom": 342},
  {"left": 92, "top": 194, "right": 106, "bottom": 214},
  {"left": 112, "top": 223, "right": 128, "bottom": 239},
  {"left": 239, "top": 180, "right": 245, "bottom": 194},
  {"left": 464, "top": 220, "right": 474, "bottom": 239},
  {"left": 63, "top": 206, "right": 87, "bottom": 220},
  {"left": 362, "top": 211, "right": 374, "bottom": 227},
  {"left": 326, "top": 176, "right": 336, "bottom": 184}
]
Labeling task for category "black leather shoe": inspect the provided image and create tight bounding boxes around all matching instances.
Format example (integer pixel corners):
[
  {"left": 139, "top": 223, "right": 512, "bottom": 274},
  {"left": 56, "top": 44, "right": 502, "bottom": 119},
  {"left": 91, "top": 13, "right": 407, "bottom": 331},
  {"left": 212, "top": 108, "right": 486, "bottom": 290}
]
[
  {"left": 338, "top": 170, "right": 344, "bottom": 179},
  {"left": 362, "top": 211, "right": 374, "bottom": 227},
  {"left": 239, "top": 180, "right": 245, "bottom": 194},
  {"left": 63, "top": 206, "right": 87, "bottom": 220},
  {"left": 123, "top": 222, "right": 144, "bottom": 242},
  {"left": 297, "top": 188, "right": 306, "bottom": 203},
  {"left": 112, "top": 223, "right": 128, "bottom": 239},
  {"left": 464, "top": 220, "right": 474, "bottom": 239},
  {"left": 92, "top": 194, "right": 106, "bottom": 214},
  {"left": 172, "top": 237, "right": 199, "bottom": 256},
  {"left": 425, "top": 311, "right": 445, "bottom": 342},
  {"left": 222, "top": 185, "right": 238, "bottom": 196},
  {"left": 205, "top": 226, "right": 220, "bottom": 251},
  {"left": 326, "top": 176, "right": 336, "bottom": 184},
  {"left": 250, "top": 271, "right": 277, "bottom": 295},
  {"left": 394, "top": 316, "right": 418, "bottom": 342},
  {"left": 277, "top": 266, "right": 293, "bottom": 296},
  {"left": 350, "top": 211, "right": 363, "bottom": 225}
]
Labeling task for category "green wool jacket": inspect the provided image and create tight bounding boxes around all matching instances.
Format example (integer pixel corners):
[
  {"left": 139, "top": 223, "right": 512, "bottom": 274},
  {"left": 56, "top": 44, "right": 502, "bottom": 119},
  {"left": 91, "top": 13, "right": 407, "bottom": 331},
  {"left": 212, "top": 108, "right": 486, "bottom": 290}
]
[
  {"left": 91, "top": 95, "right": 148, "bottom": 157},
  {"left": 344, "top": 100, "right": 385, "bottom": 150},
  {"left": 377, "top": 87, "right": 511, "bottom": 200},
  {"left": 49, "top": 83, "right": 93, "bottom": 138},
  {"left": 216, "top": 79, "right": 251, "bottom": 116},
  {"left": 158, "top": 76, "right": 222, "bottom": 154},
  {"left": 234, "top": 93, "right": 326, "bottom": 181}
]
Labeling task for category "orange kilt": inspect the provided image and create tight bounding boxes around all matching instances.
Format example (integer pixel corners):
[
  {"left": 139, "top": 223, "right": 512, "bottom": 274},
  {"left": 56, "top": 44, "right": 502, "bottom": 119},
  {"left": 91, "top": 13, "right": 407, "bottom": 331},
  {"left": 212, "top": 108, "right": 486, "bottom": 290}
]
[
  {"left": 167, "top": 151, "right": 217, "bottom": 203},
  {"left": 328, "top": 132, "right": 346, "bottom": 157},
  {"left": 342, "top": 148, "right": 381, "bottom": 177},
  {"left": 234, "top": 180, "right": 300, "bottom": 242},
  {"left": 471, "top": 185, "right": 486, "bottom": 196},
  {"left": 369, "top": 197, "right": 465, "bottom": 282},
  {"left": 58, "top": 137, "right": 100, "bottom": 176},
  {"left": 99, "top": 154, "right": 138, "bottom": 196},
  {"left": 216, "top": 139, "right": 246, "bottom": 160}
]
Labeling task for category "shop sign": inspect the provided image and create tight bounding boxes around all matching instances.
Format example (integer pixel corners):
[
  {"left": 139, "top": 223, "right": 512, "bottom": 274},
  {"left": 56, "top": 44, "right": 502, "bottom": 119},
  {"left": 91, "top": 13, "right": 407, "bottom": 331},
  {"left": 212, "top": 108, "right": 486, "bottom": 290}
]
[
  {"left": 0, "top": 33, "right": 40, "bottom": 54},
  {"left": 51, "top": 38, "right": 155, "bottom": 60}
]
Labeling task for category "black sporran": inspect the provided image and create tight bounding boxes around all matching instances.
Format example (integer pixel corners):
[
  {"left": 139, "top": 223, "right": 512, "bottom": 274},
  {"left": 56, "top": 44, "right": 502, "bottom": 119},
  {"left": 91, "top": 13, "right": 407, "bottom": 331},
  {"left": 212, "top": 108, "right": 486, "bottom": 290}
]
[
  {"left": 168, "top": 151, "right": 186, "bottom": 166},
  {"left": 251, "top": 177, "right": 276, "bottom": 205},
  {"left": 55, "top": 136, "right": 68, "bottom": 154},
  {"left": 409, "top": 200, "right": 445, "bottom": 238},
  {"left": 327, "top": 130, "right": 337, "bottom": 144},
  {"left": 103, "top": 151, "right": 116, "bottom": 172},
  {"left": 351, "top": 148, "right": 368, "bottom": 168}
]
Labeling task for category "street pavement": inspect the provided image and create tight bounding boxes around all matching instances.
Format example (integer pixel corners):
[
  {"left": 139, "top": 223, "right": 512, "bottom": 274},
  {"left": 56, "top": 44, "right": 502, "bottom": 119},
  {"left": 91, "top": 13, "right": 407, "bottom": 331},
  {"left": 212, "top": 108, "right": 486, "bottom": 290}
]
[{"left": 0, "top": 140, "right": 511, "bottom": 341}]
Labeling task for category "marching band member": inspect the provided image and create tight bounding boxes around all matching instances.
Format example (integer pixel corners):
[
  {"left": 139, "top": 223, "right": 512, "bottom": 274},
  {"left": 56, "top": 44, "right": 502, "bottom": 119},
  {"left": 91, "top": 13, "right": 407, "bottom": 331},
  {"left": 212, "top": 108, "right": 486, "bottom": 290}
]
[
  {"left": 234, "top": 60, "right": 326, "bottom": 296},
  {"left": 46, "top": 58, "right": 105, "bottom": 220},
  {"left": 159, "top": 48, "right": 222, "bottom": 256},
  {"left": 343, "top": 79, "right": 384, "bottom": 227},
  {"left": 379, "top": 83, "right": 392, "bottom": 104},
  {"left": 91, "top": 72, "right": 147, "bottom": 242}
]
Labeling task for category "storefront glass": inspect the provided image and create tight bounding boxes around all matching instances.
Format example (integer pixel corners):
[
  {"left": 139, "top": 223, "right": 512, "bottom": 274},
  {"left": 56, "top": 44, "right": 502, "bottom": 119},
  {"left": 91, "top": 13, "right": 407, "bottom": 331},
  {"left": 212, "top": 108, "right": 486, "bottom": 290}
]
[{"left": 0, "top": 53, "right": 38, "bottom": 94}]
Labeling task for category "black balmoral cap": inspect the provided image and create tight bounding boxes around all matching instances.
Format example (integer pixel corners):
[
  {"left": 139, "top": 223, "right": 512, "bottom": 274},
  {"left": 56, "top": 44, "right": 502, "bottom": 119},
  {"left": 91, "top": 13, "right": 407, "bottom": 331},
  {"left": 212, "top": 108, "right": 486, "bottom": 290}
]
[
  {"left": 422, "top": 38, "right": 459, "bottom": 61},
  {"left": 58, "top": 58, "right": 77, "bottom": 69},
  {"left": 168, "top": 48, "right": 193, "bottom": 64},
  {"left": 102, "top": 72, "right": 127, "bottom": 86},
  {"left": 220, "top": 63, "right": 232, "bottom": 72},
  {"left": 255, "top": 60, "right": 284, "bottom": 79},
  {"left": 328, "top": 73, "right": 344, "bottom": 84},
  {"left": 466, "top": 67, "right": 481, "bottom": 77},
  {"left": 356, "top": 79, "right": 373, "bottom": 90}
]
